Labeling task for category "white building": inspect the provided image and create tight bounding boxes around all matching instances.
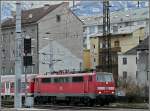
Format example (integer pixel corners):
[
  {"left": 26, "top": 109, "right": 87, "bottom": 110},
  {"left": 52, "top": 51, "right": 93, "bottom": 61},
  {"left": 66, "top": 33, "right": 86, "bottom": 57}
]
[
  {"left": 80, "top": 7, "right": 149, "bottom": 49},
  {"left": 118, "top": 49, "right": 137, "bottom": 83},
  {"left": 118, "top": 37, "right": 149, "bottom": 86}
]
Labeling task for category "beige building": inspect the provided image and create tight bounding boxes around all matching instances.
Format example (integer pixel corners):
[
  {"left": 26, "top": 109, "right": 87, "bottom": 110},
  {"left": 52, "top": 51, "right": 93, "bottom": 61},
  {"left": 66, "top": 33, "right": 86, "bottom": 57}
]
[
  {"left": 83, "top": 49, "right": 91, "bottom": 69},
  {"left": 89, "top": 26, "right": 145, "bottom": 81},
  {"left": 90, "top": 26, "right": 144, "bottom": 68},
  {"left": 1, "top": 2, "right": 83, "bottom": 75}
]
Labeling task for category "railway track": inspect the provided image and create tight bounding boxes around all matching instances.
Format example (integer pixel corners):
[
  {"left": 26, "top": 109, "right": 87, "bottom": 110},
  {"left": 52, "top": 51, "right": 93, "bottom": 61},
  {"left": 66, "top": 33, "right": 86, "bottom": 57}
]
[
  {"left": 34, "top": 104, "right": 118, "bottom": 110},
  {"left": 34, "top": 103, "right": 148, "bottom": 110}
]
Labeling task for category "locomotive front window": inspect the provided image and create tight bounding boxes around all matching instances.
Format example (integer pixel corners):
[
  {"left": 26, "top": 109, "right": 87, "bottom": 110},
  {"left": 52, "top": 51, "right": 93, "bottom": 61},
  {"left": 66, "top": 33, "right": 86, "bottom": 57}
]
[
  {"left": 6, "top": 82, "right": 9, "bottom": 89},
  {"left": 96, "top": 74, "right": 113, "bottom": 82}
]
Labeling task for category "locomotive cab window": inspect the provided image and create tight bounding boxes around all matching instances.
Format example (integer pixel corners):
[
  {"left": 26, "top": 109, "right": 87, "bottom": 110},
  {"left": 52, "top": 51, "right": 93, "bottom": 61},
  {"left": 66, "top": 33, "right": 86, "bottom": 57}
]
[
  {"left": 72, "top": 76, "right": 83, "bottom": 82},
  {"left": 96, "top": 74, "right": 113, "bottom": 82},
  {"left": 42, "top": 78, "right": 51, "bottom": 83}
]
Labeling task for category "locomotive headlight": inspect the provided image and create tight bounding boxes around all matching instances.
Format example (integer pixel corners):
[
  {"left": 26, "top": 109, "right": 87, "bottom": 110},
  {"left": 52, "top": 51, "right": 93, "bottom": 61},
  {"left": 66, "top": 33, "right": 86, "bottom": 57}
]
[
  {"left": 112, "top": 91, "right": 114, "bottom": 94},
  {"left": 99, "top": 91, "right": 102, "bottom": 94}
]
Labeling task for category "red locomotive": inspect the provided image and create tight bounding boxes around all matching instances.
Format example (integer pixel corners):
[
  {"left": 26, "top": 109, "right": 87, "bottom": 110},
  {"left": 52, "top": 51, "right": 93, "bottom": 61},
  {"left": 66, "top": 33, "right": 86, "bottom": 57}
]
[{"left": 1, "top": 71, "right": 116, "bottom": 106}]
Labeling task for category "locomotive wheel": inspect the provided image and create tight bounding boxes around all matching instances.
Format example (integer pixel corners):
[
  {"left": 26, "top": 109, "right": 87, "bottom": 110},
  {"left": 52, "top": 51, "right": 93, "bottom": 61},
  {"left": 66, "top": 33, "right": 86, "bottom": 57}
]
[
  {"left": 100, "top": 102, "right": 105, "bottom": 106},
  {"left": 52, "top": 97, "right": 56, "bottom": 104},
  {"left": 84, "top": 98, "right": 94, "bottom": 107}
]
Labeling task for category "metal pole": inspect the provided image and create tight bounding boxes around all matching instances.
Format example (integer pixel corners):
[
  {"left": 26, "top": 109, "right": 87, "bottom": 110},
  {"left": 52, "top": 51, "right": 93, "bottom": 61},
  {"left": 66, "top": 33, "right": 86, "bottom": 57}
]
[
  {"left": 0, "top": 1, "right": 2, "bottom": 109},
  {"left": 148, "top": 0, "right": 150, "bottom": 109},
  {"left": 15, "top": 0, "right": 22, "bottom": 108},
  {"left": 49, "top": 39, "right": 53, "bottom": 73},
  {"left": 24, "top": 65, "right": 27, "bottom": 107}
]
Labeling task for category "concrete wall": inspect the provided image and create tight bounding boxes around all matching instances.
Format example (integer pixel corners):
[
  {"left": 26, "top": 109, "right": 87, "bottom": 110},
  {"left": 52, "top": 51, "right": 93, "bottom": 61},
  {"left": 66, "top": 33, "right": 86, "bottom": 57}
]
[
  {"left": 89, "top": 37, "right": 99, "bottom": 69},
  {"left": 1, "top": 24, "right": 39, "bottom": 75},
  {"left": 38, "top": 3, "right": 83, "bottom": 73},
  {"left": 83, "top": 49, "right": 91, "bottom": 69},
  {"left": 137, "top": 50, "right": 149, "bottom": 86},
  {"left": 39, "top": 41, "right": 82, "bottom": 73}
]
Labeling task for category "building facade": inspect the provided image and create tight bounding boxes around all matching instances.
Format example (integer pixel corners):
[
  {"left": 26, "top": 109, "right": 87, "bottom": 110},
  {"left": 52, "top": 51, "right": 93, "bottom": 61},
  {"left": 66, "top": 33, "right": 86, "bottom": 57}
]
[
  {"left": 89, "top": 27, "right": 144, "bottom": 82},
  {"left": 80, "top": 7, "right": 149, "bottom": 49},
  {"left": 83, "top": 49, "right": 91, "bottom": 70},
  {"left": 118, "top": 38, "right": 149, "bottom": 96},
  {"left": 1, "top": 2, "right": 83, "bottom": 75},
  {"left": 118, "top": 38, "right": 149, "bottom": 85},
  {"left": 90, "top": 26, "right": 144, "bottom": 69}
]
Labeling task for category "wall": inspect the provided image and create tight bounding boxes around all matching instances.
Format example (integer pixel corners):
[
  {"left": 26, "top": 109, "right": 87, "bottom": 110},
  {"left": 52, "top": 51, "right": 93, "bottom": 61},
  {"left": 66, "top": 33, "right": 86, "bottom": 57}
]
[
  {"left": 38, "top": 3, "right": 83, "bottom": 73},
  {"left": 118, "top": 54, "right": 137, "bottom": 82},
  {"left": 1, "top": 24, "right": 39, "bottom": 75},
  {"left": 137, "top": 50, "right": 149, "bottom": 86},
  {"left": 83, "top": 49, "right": 91, "bottom": 69}
]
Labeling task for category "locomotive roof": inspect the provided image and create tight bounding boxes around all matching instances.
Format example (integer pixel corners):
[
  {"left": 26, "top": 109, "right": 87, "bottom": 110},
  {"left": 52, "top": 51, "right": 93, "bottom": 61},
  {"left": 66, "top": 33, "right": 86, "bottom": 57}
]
[{"left": 36, "top": 72, "right": 95, "bottom": 78}]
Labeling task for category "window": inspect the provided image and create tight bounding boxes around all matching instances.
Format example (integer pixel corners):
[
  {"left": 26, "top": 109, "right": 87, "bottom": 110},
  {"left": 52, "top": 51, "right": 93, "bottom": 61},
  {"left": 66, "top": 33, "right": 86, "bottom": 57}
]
[
  {"left": 54, "top": 78, "right": 59, "bottom": 83},
  {"left": 2, "top": 67, "right": 6, "bottom": 74},
  {"left": 72, "top": 76, "right": 83, "bottom": 82},
  {"left": 56, "top": 15, "right": 61, "bottom": 22},
  {"left": 123, "top": 71, "right": 127, "bottom": 79},
  {"left": 112, "top": 26, "right": 118, "bottom": 33},
  {"left": 120, "top": 18, "right": 123, "bottom": 22},
  {"left": 21, "top": 82, "right": 26, "bottom": 89},
  {"left": 96, "top": 74, "right": 113, "bottom": 82},
  {"left": 147, "top": 71, "right": 149, "bottom": 81},
  {"left": 93, "top": 45, "right": 95, "bottom": 48},
  {"left": 94, "top": 58, "right": 96, "bottom": 62},
  {"left": 6, "top": 82, "right": 9, "bottom": 89},
  {"left": 136, "top": 57, "right": 138, "bottom": 64},
  {"left": 54, "top": 77, "right": 69, "bottom": 83},
  {"left": 42, "top": 78, "right": 51, "bottom": 83},
  {"left": 98, "top": 25, "right": 102, "bottom": 32},
  {"left": 89, "top": 26, "right": 95, "bottom": 34},
  {"left": 11, "top": 31, "right": 13, "bottom": 35},
  {"left": 136, "top": 71, "right": 138, "bottom": 79},
  {"left": 137, "top": 21, "right": 144, "bottom": 25},
  {"left": 123, "top": 57, "right": 127, "bottom": 65},
  {"left": 114, "top": 40, "right": 120, "bottom": 47}
]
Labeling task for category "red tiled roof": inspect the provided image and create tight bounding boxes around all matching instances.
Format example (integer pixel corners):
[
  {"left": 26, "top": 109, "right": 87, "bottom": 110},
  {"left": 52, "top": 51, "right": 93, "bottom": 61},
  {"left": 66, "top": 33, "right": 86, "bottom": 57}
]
[{"left": 2, "top": 3, "right": 63, "bottom": 28}]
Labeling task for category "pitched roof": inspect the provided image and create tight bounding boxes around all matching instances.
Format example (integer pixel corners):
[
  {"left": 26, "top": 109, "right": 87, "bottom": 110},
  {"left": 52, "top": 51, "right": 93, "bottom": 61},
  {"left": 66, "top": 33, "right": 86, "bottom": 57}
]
[
  {"left": 124, "top": 37, "right": 149, "bottom": 55},
  {"left": 2, "top": 3, "right": 63, "bottom": 28},
  {"left": 80, "top": 7, "right": 149, "bottom": 26},
  {"left": 90, "top": 25, "right": 144, "bottom": 38}
]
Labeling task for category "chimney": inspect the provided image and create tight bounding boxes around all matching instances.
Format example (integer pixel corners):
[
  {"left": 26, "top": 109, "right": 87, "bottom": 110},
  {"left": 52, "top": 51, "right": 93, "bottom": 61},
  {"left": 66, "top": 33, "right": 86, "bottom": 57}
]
[{"left": 43, "top": 4, "right": 50, "bottom": 10}]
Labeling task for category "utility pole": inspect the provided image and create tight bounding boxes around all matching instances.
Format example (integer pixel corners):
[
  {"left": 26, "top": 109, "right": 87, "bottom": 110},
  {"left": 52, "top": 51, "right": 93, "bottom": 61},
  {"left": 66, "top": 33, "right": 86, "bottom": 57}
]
[
  {"left": 0, "top": 1, "right": 2, "bottom": 109},
  {"left": 148, "top": 0, "right": 150, "bottom": 109},
  {"left": 73, "top": 0, "right": 75, "bottom": 8},
  {"left": 45, "top": 32, "right": 53, "bottom": 73},
  {"left": 49, "top": 39, "right": 53, "bottom": 73},
  {"left": 15, "top": 0, "right": 22, "bottom": 108},
  {"left": 100, "top": 0, "right": 111, "bottom": 72}
]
